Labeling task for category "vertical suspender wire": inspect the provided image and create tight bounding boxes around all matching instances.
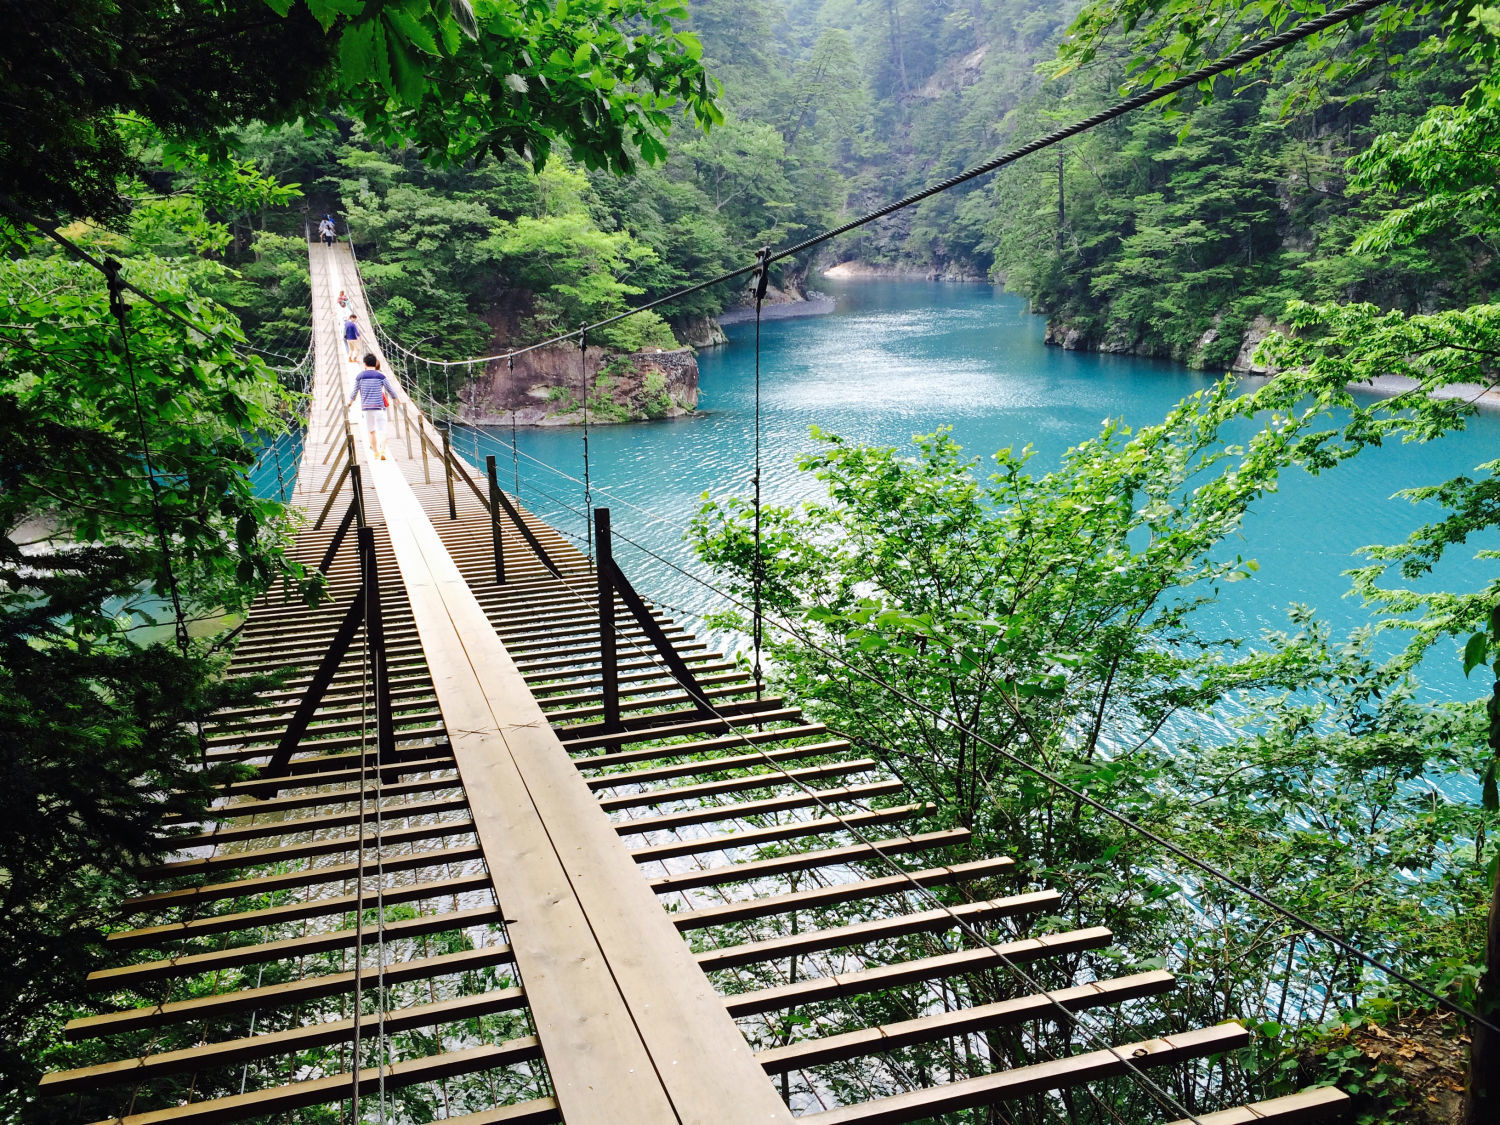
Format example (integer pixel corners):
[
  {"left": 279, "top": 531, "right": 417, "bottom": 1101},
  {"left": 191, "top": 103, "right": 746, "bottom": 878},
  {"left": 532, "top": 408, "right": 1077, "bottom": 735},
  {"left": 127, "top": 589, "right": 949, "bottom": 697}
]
[
  {"left": 509, "top": 354, "right": 520, "bottom": 499},
  {"left": 351, "top": 553, "right": 368, "bottom": 1125},
  {"left": 580, "top": 327, "right": 593, "bottom": 562},
  {"left": 372, "top": 534, "right": 388, "bottom": 1125},
  {"left": 752, "top": 247, "right": 770, "bottom": 701}
]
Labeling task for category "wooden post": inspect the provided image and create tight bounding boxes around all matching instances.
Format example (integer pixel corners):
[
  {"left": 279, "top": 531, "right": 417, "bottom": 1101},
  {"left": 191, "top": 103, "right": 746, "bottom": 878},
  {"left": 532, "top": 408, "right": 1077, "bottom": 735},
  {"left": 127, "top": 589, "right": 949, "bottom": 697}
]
[
  {"left": 417, "top": 405, "right": 430, "bottom": 483},
  {"left": 359, "top": 525, "right": 397, "bottom": 777},
  {"left": 595, "top": 507, "right": 619, "bottom": 731},
  {"left": 487, "top": 455, "right": 505, "bottom": 585},
  {"left": 441, "top": 424, "right": 457, "bottom": 520},
  {"left": 403, "top": 398, "right": 413, "bottom": 460}
]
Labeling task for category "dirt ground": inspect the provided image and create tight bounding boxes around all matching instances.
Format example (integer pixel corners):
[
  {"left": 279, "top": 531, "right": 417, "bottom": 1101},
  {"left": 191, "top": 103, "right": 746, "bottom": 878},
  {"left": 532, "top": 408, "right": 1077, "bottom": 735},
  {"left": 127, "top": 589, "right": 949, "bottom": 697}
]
[{"left": 1337, "top": 1011, "right": 1470, "bottom": 1124}]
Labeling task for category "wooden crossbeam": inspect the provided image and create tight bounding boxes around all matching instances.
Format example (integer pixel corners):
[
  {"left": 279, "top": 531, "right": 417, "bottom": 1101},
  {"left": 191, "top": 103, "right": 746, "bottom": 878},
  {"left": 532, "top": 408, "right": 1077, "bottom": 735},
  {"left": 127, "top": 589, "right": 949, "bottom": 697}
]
[
  {"left": 104, "top": 871, "right": 489, "bottom": 951},
  {"left": 674, "top": 856, "right": 1017, "bottom": 930},
  {"left": 598, "top": 758, "right": 877, "bottom": 812},
  {"left": 87, "top": 905, "right": 500, "bottom": 990},
  {"left": 698, "top": 892, "right": 1064, "bottom": 972},
  {"left": 68, "top": 942, "right": 515, "bottom": 1039},
  {"left": 611, "top": 778, "right": 906, "bottom": 836},
  {"left": 629, "top": 803, "right": 933, "bottom": 864},
  {"left": 75, "top": 1041, "right": 544, "bottom": 1125},
  {"left": 648, "top": 829, "right": 972, "bottom": 895},
  {"left": 723, "top": 927, "right": 1115, "bottom": 1016},
  {"left": 44, "top": 987, "right": 525, "bottom": 1091},
  {"left": 755, "top": 970, "right": 1177, "bottom": 1073},
  {"left": 801, "top": 1024, "right": 1251, "bottom": 1124}
]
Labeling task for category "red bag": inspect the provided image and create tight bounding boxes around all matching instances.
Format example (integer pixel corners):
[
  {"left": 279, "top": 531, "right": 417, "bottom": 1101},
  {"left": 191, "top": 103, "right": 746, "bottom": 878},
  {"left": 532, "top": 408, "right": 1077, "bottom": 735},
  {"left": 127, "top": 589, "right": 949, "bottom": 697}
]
[{"left": 382, "top": 391, "right": 390, "bottom": 408}]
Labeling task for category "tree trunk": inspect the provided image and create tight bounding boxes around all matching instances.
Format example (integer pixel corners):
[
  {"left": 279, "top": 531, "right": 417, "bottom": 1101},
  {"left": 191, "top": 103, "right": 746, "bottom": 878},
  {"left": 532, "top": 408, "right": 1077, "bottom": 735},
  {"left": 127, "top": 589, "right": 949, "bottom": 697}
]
[
  {"left": 885, "top": 0, "right": 908, "bottom": 94},
  {"left": 1466, "top": 666, "right": 1500, "bottom": 1125},
  {"left": 1465, "top": 839, "right": 1500, "bottom": 1123}
]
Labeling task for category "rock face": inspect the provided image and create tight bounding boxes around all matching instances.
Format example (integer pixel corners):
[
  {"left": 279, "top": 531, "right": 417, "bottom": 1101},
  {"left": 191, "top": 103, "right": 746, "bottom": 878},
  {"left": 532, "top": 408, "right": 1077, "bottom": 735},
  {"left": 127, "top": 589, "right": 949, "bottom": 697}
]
[
  {"left": 453, "top": 344, "right": 700, "bottom": 427},
  {"left": 1231, "top": 315, "right": 1285, "bottom": 374},
  {"left": 670, "top": 314, "right": 728, "bottom": 349},
  {"left": 822, "top": 259, "right": 987, "bottom": 283},
  {"left": 1043, "top": 319, "right": 1087, "bottom": 350}
]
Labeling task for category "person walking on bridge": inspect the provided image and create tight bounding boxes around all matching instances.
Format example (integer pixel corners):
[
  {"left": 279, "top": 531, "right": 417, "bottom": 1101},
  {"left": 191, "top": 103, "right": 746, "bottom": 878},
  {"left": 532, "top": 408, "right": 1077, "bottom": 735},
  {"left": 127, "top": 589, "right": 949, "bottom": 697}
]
[
  {"left": 318, "top": 217, "right": 336, "bottom": 247},
  {"left": 348, "top": 354, "right": 399, "bottom": 460},
  {"left": 344, "top": 313, "right": 362, "bottom": 362}
]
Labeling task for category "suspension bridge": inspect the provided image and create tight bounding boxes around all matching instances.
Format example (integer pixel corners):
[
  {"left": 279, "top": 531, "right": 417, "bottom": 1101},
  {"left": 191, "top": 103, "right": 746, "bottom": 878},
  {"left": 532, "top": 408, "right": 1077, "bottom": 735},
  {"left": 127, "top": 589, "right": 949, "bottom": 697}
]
[{"left": 29, "top": 230, "right": 1366, "bottom": 1124}]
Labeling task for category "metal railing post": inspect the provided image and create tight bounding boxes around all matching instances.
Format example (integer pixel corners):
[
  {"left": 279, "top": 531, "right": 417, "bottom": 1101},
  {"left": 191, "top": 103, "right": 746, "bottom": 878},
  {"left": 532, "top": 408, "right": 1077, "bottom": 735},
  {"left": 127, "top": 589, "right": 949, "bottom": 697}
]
[
  {"left": 487, "top": 455, "right": 506, "bottom": 584},
  {"left": 441, "top": 424, "right": 457, "bottom": 520},
  {"left": 594, "top": 507, "right": 620, "bottom": 731}
]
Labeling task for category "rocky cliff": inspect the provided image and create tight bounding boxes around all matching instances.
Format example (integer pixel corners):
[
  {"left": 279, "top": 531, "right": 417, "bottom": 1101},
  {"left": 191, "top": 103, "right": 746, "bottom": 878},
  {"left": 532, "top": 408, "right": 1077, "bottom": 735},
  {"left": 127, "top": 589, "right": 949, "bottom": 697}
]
[{"left": 452, "top": 343, "right": 700, "bottom": 426}]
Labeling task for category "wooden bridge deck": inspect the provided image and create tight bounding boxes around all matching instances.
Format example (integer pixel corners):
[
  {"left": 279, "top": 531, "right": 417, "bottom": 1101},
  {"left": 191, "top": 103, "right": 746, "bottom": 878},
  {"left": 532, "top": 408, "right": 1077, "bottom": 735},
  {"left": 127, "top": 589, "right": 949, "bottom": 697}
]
[{"left": 36, "top": 244, "right": 1351, "bottom": 1125}]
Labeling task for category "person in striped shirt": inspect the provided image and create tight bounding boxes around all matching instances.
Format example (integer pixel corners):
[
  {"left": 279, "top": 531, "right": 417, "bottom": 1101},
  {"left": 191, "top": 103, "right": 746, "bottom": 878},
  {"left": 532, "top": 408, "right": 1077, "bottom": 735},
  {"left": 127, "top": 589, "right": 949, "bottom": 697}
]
[{"left": 347, "top": 354, "right": 400, "bottom": 460}]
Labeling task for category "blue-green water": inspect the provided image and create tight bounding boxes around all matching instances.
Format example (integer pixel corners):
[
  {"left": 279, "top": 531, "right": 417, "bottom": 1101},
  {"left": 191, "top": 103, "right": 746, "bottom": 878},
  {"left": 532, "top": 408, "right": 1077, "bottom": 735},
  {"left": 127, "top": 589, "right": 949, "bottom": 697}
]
[{"left": 278, "top": 279, "right": 1499, "bottom": 722}]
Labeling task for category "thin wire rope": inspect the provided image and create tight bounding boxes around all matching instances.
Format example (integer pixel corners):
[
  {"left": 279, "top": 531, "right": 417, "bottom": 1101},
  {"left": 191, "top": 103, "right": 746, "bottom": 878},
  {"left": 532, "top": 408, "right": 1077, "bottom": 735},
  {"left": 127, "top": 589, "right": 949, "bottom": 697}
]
[
  {"left": 347, "top": 0, "right": 1390, "bottom": 371},
  {"left": 556, "top": 502, "right": 1500, "bottom": 1036},
  {"left": 580, "top": 327, "right": 593, "bottom": 561},
  {"left": 351, "top": 542, "right": 369, "bottom": 1124},
  {"left": 752, "top": 248, "right": 768, "bottom": 700},
  {"left": 511, "top": 528, "right": 1208, "bottom": 1124}
]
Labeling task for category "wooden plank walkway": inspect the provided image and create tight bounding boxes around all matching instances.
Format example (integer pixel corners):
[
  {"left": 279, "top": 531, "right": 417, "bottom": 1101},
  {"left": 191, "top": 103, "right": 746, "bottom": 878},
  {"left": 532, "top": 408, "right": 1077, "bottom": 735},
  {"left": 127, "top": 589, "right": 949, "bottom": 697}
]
[{"left": 35, "top": 241, "right": 1352, "bottom": 1125}]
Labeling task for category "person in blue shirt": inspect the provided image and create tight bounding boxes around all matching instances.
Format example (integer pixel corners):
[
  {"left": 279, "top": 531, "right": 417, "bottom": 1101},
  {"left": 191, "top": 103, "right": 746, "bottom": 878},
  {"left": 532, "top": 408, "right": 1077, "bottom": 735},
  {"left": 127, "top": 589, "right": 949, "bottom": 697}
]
[
  {"left": 344, "top": 313, "right": 361, "bottom": 361},
  {"left": 347, "top": 354, "right": 400, "bottom": 460}
]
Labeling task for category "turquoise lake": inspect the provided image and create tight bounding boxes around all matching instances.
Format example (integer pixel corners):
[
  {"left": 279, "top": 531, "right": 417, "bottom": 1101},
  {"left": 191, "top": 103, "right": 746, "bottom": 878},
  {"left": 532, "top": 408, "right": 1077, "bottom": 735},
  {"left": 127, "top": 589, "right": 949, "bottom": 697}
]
[{"left": 265, "top": 279, "right": 1499, "bottom": 752}]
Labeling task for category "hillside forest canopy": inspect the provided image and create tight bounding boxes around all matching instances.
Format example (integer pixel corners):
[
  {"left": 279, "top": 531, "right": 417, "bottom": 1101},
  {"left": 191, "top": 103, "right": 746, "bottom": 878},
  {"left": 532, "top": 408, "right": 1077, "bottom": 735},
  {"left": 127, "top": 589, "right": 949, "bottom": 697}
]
[{"left": 2, "top": 0, "right": 1500, "bottom": 1123}]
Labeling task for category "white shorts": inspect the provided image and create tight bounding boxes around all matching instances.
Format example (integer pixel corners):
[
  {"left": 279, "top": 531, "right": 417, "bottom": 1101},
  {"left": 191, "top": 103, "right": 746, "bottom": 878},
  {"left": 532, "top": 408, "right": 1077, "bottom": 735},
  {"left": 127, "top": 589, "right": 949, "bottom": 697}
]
[{"left": 362, "top": 408, "right": 387, "bottom": 433}]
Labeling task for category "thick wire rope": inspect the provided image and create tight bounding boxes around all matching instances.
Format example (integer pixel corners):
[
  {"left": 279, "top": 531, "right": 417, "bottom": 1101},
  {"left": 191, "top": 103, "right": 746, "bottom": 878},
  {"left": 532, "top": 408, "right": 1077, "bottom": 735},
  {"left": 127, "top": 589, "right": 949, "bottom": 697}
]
[{"left": 341, "top": 0, "right": 1391, "bottom": 372}]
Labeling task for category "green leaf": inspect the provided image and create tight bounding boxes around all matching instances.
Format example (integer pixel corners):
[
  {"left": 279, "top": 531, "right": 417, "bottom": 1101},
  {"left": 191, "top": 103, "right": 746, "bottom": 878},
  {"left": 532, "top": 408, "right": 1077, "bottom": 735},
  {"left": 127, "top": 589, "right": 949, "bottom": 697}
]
[
  {"left": 385, "top": 7, "right": 441, "bottom": 56},
  {"left": 1464, "top": 631, "right": 1489, "bottom": 677},
  {"left": 307, "top": 0, "right": 364, "bottom": 31},
  {"left": 337, "top": 20, "right": 376, "bottom": 85}
]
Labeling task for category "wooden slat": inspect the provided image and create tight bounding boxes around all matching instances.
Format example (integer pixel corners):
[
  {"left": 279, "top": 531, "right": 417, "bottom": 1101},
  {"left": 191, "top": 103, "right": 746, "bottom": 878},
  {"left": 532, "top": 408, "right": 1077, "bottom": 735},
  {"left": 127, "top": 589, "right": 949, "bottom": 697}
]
[
  {"left": 143, "top": 816, "right": 475, "bottom": 878},
  {"left": 560, "top": 707, "right": 804, "bottom": 751},
  {"left": 598, "top": 758, "right": 877, "bottom": 812},
  {"left": 611, "top": 778, "right": 906, "bottom": 836},
  {"left": 756, "top": 970, "right": 1177, "bottom": 1072},
  {"left": 697, "top": 892, "right": 1061, "bottom": 972},
  {"left": 1162, "top": 1089, "right": 1351, "bottom": 1124},
  {"left": 165, "top": 793, "right": 469, "bottom": 848},
  {"left": 629, "top": 803, "right": 933, "bottom": 864},
  {"left": 724, "top": 927, "right": 1115, "bottom": 1016},
  {"left": 802, "top": 1024, "right": 1252, "bottom": 1125},
  {"left": 674, "top": 856, "right": 1015, "bottom": 929},
  {"left": 87, "top": 905, "right": 500, "bottom": 989},
  {"left": 574, "top": 725, "right": 835, "bottom": 772},
  {"left": 585, "top": 738, "right": 850, "bottom": 788},
  {"left": 105, "top": 872, "right": 489, "bottom": 951},
  {"left": 44, "top": 987, "right": 525, "bottom": 1090},
  {"left": 121, "top": 844, "right": 483, "bottom": 910},
  {"left": 79, "top": 1040, "right": 542, "bottom": 1125},
  {"left": 649, "top": 828, "right": 972, "bottom": 894},
  {"left": 67, "top": 942, "right": 514, "bottom": 1039}
]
